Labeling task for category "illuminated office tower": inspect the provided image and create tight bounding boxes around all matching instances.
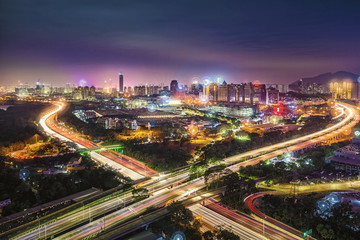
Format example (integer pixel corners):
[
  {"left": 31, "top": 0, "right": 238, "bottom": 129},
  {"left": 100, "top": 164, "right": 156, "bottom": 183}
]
[
  {"left": 170, "top": 80, "right": 178, "bottom": 97},
  {"left": 119, "top": 72, "right": 124, "bottom": 93}
]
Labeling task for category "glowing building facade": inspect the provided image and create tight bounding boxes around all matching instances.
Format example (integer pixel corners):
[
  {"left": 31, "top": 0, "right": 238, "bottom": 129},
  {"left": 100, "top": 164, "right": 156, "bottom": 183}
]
[
  {"left": 329, "top": 80, "right": 359, "bottom": 99},
  {"left": 201, "top": 81, "right": 269, "bottom": 104}
]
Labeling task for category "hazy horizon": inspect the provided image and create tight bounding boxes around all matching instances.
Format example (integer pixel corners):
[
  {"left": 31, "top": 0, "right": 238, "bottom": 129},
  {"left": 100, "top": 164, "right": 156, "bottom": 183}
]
[{"left": 1, "top": 0, "right": 359, "bottom": 87}]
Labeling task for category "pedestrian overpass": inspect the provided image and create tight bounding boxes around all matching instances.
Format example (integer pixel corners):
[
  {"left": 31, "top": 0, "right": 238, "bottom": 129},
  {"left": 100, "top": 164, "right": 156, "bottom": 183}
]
[{"left": 79, "top": 144, "right": 124, "bottom": 154}]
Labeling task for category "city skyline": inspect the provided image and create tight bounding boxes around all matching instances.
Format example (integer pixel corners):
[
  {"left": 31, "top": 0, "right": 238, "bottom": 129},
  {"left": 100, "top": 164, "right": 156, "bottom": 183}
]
[
  {"left": 1, "top": 0, "right": 360, "bottom": 87},
  {"left": 2, "top": 1, "right": 360, "bottom": 239}
]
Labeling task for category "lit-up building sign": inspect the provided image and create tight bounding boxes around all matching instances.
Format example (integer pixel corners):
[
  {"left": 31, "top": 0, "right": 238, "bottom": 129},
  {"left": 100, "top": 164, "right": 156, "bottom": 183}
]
[{"left": 273, "top": 104, "right": 284, "bottom": 115}]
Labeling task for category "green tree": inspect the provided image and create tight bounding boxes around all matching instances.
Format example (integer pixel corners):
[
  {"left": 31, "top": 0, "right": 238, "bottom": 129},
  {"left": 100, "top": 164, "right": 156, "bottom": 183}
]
[
  {"left": 326, "top": 202, "right": 360, "bottom": 239},
  {"left": 220, "top": 173, "right": 256, "bottom": 211},
  {"left": 168, "top": 201, "right": 194, "bottom": 227},
  {"left": 204, "top": 165, "right": 231, "bottom": 189},
  {"left": 216, "top": 229, "right": 240, "bottom": 240},
  {"left": 316, "top": 224, "right": 335, "bottom": 239},
  {"left": 202, "top": 231, "right": 215, "bottom": 240},
  {"left": 131, "top": 187, "right": 149, "bottom": 201}
]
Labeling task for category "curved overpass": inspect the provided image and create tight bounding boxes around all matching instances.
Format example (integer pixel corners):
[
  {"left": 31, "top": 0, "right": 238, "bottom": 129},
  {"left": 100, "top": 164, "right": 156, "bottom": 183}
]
[
  {"left": 10, "top": 102, "right": 359, "bottom": 240},
  {"left": 244, "top": 181, "right": 360, "bottom": 239},
  {"left": 224, "top": 102, "right": 359, "bottom": 165},
  {"left": 39, "top": 102, "right": 144, "bottom": 180}
]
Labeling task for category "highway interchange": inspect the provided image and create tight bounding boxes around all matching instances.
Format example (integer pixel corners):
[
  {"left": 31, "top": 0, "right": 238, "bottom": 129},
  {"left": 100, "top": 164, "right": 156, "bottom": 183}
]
[{"left": 6, "top": 101, "right": 360, "bottom": 239}]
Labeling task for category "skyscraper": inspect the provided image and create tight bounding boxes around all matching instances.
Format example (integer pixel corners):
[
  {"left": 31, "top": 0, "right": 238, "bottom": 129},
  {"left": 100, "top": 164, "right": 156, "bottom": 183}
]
[
  {"left": 119, "top": 73, "right": 124, "bottom": 93},
  {"left": 170, "top": 80, "right": 178, "bottom": 97}
]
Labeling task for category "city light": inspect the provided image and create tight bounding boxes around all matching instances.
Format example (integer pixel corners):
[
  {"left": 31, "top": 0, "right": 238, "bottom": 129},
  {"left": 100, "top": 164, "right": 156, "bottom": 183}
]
[
  {"left": 354, "top": 128, "right": 360, "bottom": 137},
  {"left": 168, "top": 99, "right": 182, "bottom": 105},
  {"left": 235, "top": 133, "right": 250, "bottom": 141},
  {"left": 147, "top": 103, "right": 157, "bottom": 112},
  {"left": 203, "top": 77, "right": 211, "bottom": 86},
  {"left": 273, "top": 104, "right": 284, "bottom": 115},
  {"left": 188, "top": 123, "right": 199, "bottom": 137},
  {"left": 2, "top": 2, "right": 360, "bottom": 239},
  {"left": 343, "top": 128, "right": 351, "bottom": 135}
]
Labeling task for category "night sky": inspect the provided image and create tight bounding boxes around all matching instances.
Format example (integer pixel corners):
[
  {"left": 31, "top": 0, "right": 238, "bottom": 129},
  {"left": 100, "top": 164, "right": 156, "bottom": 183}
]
[{"left": 0, "top": 0, "right": 359, "bottom": 87}]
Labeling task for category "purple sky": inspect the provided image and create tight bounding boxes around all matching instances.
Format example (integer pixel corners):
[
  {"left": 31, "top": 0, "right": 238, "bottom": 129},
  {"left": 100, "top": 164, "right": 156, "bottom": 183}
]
[{"left": 0, "top": 0, "right": 360, "bottom": 87}]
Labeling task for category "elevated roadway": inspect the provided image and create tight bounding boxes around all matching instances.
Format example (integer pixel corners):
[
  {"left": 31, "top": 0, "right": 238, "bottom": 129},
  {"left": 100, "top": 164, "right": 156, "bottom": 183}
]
[
  {"left": 8, "top": 102, "right": 359, "bottom": 239},
  {"left": 244, "top": 181, "right": 360, "bottom": 239},
  {"left": 39, "top": 103, "right": 145, "bottom": 180}
]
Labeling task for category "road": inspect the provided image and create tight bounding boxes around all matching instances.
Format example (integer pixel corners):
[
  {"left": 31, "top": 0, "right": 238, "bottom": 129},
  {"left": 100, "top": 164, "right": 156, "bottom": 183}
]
[
  {"left": 92, "top": 188, "right": 224, "bottom": 240},
  {"left": 264, "top": 180, "right": 360, "bottom": 193},
  {"left": 56, "top": 178, "right": 205, "bottom": 240},
  {"left": 189, "top": 204, "right": 268, "bottom": 240},
  {"left": 244, "top": 180, "right": 360, "bottom": 239},
  {"left": 9, "top": 102, "right": 359, "bottom": 239},
  {"left": 52, "top": 101, "right": 358, "bottom": 240},
  {"left": 7, "top": 170, "right": 190, "bottom": 240},
  {"left": 223, "top": 102, "right": 359, "bottom": 166},
  {"left": 201, "top": 200, "right": 302, "bottom": 240},
  {"left": 39, "top": 103, "right": 145, "bottom": 180}
]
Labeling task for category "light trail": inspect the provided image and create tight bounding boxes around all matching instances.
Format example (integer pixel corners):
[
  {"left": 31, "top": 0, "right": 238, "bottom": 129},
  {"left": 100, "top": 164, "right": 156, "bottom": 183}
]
[
  {"left": 39, "top": 104, "right": 86, "bottom": 148},
  {"left": 333, "top": 106, "right": 345, "bottom": 119},
  {"left": 56, "top": 179, "right": 204, "bottom": 240},
  {"left": 8, "top": 169, "right": 190, "bottom": 240},
  {"left": 189, "top": 204, "right": 267, "bottom": 240},
  {"left": 223, "top": 103, "right": 358, "bottom": 165},
  {"left": 203, "top": 200, "right": 301, "bottom": 240},
  {"left": 10, "top": 102, "right": 359, "bottom": 240},
  {"left": 38, "top": 102, "right": 144, "bottom": 180}
]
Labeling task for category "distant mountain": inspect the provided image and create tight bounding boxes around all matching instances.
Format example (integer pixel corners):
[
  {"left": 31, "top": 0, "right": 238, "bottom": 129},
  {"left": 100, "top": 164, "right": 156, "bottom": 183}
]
[{"left": 289, "top": 71, "right": 360, "bottom": 91}]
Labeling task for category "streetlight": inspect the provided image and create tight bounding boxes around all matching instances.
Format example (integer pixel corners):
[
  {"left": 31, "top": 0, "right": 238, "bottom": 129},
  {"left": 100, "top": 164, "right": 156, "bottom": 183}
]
[
  {"left": 262, "top": 216, "right": 267, "bottom": 235},
  {"left": 88, "top": 206, "right": 92, "bottom": 222},
  {"left": 81, "top": 202, "right": 85, "bottom": 220},
  {"left": 103, "top": 213, "right": 106, "bottom": 230},
  {"left": 37, "top": 216, "right": 40, "bottom": 239},
  {"left": 118, "top": 197, "right": 125, "bottom": 210}
]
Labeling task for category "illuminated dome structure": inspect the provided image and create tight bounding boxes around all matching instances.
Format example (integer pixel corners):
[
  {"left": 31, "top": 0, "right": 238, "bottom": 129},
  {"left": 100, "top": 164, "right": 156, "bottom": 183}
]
[
  {"left": 317, "top": 200, "right": 331, "bottom": 212},
  {"left": 326, "top": 192, "right": 340, "bottom": 205},
  {"left": 316, "top": 192, "right": 342, "bottom": 218}
]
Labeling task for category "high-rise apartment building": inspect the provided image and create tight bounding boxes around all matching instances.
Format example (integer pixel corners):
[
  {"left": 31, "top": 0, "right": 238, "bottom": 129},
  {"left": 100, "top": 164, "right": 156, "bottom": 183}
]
[
  {"left": 134, "top": 86, "right": 146, "bottom": 96},
  {"left": 252, "top": 83, "right": 266, "bottom": 104},
  {"left": 266, "top": 87, "right": 280, "bottom": 104},
  {"left": 217, "top": 83, "right": 229, "bottom": 102}
]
